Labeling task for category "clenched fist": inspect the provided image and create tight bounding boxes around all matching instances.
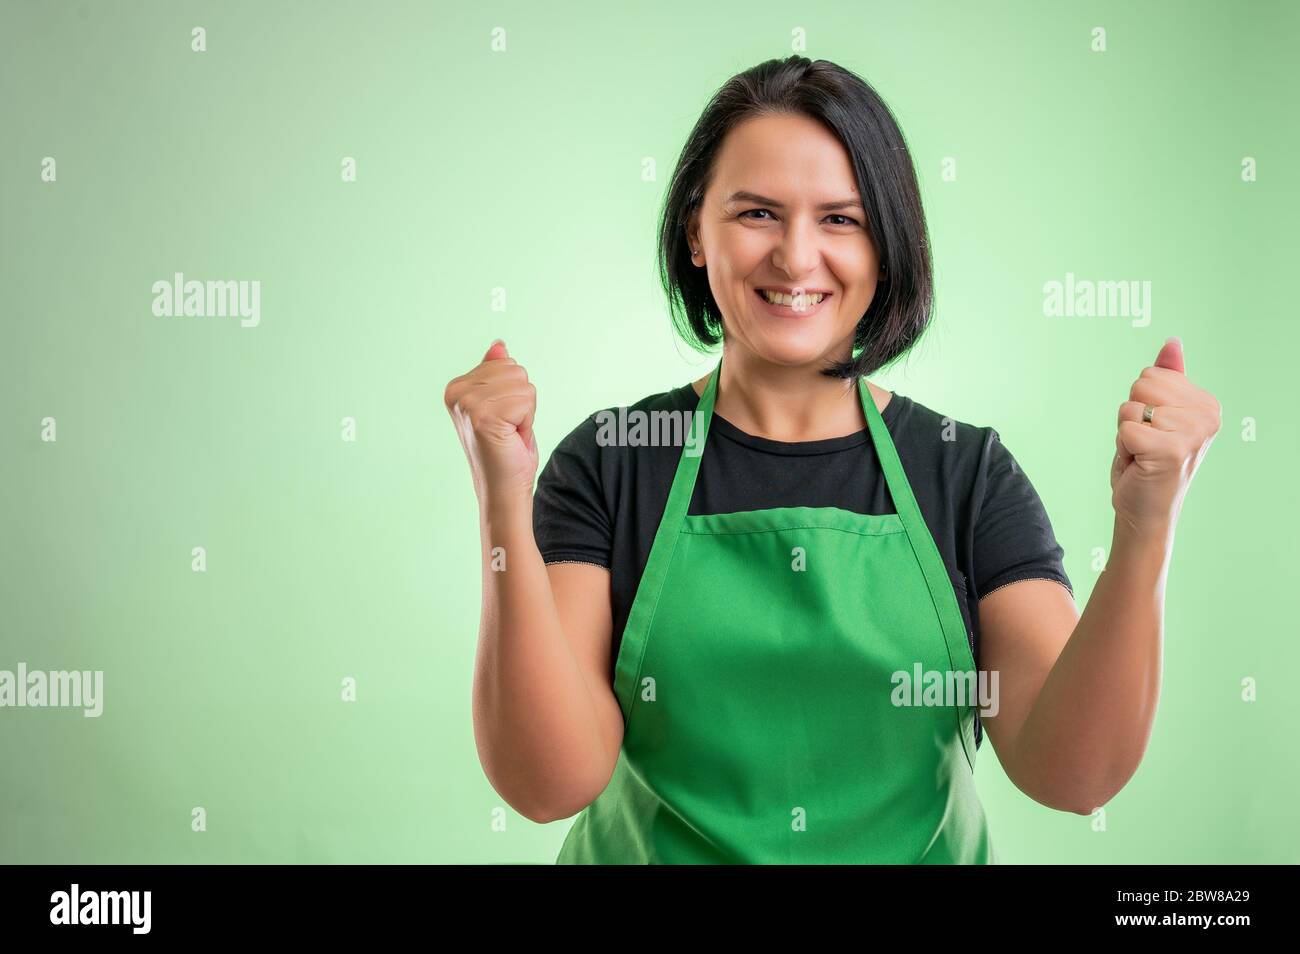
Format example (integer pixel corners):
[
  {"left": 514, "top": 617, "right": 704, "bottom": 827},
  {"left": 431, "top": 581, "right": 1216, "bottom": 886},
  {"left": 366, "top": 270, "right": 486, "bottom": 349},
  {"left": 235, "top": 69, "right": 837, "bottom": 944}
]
[
  {"left": 1112, "top": 337, "right": 1221, "bottom": 537},
  {"left": 444, "top": 339, "right": 539, "bottom": 504}
]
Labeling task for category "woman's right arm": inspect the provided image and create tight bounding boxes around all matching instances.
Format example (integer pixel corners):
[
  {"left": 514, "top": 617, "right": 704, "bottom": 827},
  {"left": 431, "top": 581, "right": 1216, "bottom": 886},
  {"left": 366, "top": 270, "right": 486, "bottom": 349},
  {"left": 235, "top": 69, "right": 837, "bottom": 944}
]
[{"left": 444, "top": 340, "right": 624, "bottom": 824}]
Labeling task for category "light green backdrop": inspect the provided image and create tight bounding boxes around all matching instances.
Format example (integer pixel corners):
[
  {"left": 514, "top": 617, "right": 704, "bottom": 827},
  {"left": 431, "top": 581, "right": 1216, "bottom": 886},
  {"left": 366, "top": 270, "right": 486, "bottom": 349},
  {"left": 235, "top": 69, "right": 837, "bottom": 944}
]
[{"left": 2, "top": 0, "right": 1295, "bottom": 863}]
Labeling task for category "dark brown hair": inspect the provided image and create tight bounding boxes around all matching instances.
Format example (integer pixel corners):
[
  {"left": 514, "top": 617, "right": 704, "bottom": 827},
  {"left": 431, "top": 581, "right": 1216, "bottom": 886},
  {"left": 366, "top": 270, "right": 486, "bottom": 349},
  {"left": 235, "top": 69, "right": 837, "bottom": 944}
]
[{"left": 657, "top": 55, "right": 933, "bottom": 379}]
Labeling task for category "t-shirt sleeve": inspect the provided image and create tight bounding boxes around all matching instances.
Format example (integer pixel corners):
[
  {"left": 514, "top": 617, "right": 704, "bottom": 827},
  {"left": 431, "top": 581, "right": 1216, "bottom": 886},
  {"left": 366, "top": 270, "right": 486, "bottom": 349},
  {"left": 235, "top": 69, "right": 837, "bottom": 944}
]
[
  {"left": 971, "top": 428, "right": 1073, "bottom": 601},
  {"left": 532, "top": 413, "right": 613, "bottom": 569}
]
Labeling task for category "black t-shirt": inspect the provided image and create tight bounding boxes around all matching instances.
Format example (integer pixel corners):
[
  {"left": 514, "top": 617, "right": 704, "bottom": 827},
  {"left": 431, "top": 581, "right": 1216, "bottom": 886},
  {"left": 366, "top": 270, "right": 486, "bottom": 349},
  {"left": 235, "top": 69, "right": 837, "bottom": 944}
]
[{"left": 532, "top": 380, "right": 1074, "bottom": 749}]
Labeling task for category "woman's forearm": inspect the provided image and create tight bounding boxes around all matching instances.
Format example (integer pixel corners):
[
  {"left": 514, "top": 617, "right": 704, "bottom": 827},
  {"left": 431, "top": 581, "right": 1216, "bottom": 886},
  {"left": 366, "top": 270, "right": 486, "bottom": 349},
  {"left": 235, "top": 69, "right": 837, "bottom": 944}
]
[
  {"left": 1010, "top": 515, "right": 1172, "bottom": 813},
  {"left": 470, "top": 490, "right": 613, "bottom": 823}
]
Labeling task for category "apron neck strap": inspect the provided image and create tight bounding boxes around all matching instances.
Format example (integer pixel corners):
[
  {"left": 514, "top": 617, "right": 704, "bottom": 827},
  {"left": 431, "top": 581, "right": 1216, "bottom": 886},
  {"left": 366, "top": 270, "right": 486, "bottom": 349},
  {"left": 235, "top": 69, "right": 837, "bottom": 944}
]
[{"left": 665, "top": 353, "right": 925, "bottom": 538}]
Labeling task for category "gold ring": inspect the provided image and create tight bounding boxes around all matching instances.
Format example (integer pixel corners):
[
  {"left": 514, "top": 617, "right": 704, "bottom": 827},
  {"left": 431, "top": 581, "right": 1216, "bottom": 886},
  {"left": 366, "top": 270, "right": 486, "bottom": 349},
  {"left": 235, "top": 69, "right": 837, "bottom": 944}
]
[{"left": 1142, "top": 403, "right": 1156, "bottom": 424}]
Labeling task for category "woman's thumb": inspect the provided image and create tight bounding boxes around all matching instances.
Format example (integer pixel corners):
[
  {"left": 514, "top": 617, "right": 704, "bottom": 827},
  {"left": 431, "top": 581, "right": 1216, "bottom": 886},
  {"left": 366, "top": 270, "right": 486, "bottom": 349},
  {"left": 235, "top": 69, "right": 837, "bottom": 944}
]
[
  {"left": 483, "top": 338, "right": 508, "bottom": 362},
  {"left": 1154, "top": 336, "right": 1184, "bottom": 374}
]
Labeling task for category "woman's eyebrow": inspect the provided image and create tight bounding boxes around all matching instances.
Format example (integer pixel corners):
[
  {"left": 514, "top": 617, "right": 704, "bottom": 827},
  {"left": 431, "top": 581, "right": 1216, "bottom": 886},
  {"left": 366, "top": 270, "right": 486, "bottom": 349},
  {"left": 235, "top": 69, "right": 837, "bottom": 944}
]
[{"left": 725, "top": 190, "right": 864, "bottom": 211}]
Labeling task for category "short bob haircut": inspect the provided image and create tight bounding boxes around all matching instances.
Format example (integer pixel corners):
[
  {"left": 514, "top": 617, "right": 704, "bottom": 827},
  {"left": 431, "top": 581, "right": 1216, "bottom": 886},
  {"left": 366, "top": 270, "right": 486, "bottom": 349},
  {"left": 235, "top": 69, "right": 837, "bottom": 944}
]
[{"left": 657, "top": 55, "right": 933, "bottom": 380}]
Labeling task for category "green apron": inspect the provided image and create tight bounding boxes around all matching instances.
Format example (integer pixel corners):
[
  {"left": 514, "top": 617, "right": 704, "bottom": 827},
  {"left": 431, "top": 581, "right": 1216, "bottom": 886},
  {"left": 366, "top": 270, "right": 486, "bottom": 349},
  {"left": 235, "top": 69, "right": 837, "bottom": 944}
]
[{"left": 556, "top": 355, "right": 995, "bottom": 864}]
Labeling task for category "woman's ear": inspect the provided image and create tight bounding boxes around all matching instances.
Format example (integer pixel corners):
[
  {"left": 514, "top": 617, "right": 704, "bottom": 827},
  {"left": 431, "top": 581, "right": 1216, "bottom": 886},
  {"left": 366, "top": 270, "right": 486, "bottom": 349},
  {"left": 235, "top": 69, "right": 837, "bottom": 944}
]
[{"left": 685, "top": 216, "right": 702, "bottom": 263}]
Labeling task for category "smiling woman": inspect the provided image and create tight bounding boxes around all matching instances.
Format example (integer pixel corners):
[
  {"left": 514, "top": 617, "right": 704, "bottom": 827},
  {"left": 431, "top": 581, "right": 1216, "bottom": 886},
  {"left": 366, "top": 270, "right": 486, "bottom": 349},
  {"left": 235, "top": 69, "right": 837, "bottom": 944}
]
[
  {"left": 446, "top": 54, "right": 1219, "bottom": 866},
  {"left": 546, "top": 57, "right": 1012, "bottom": 863}
]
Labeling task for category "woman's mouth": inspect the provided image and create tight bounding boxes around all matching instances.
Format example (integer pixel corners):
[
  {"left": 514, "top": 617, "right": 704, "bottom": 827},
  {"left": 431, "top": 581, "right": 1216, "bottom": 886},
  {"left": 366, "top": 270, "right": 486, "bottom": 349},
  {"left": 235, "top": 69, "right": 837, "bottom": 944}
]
[{"left": 753, "top": 287, "right": 832, "bottom": 318}]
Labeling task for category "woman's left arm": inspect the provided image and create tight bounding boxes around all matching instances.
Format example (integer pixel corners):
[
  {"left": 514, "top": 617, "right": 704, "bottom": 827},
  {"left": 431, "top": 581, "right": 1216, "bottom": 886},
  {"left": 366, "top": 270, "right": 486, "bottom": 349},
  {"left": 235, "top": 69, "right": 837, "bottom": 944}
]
[{"left": 979, "top": 337, "right": 1221, "bottom": 814}]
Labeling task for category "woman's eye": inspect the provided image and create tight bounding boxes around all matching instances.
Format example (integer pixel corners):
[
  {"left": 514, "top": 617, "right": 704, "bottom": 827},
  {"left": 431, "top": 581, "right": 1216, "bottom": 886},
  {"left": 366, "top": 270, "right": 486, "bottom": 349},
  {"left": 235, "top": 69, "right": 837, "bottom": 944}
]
[{"left": 741, "top": 209, "right": 860, "bottom": 227}]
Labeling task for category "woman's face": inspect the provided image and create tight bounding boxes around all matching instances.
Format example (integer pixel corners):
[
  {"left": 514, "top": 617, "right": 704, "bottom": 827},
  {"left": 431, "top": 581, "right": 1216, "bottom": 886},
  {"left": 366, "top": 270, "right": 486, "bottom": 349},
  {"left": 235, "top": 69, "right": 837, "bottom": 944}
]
[{"left": 688, "top": 112, "right": 881, "bottom": 369}]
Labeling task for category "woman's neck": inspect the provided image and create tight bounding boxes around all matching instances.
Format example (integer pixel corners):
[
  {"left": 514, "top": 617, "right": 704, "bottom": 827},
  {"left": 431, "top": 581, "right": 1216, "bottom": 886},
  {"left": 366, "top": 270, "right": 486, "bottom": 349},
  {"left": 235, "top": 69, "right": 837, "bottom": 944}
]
[{"left": 690, "top": 353, "right": 891, "bottom": 442}]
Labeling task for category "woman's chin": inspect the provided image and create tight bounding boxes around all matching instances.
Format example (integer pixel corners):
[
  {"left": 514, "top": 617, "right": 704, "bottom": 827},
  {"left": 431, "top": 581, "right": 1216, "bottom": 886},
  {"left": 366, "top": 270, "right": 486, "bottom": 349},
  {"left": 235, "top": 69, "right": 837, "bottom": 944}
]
[{"left": 750, "top": 336, "right": 829, "bottom": 368}]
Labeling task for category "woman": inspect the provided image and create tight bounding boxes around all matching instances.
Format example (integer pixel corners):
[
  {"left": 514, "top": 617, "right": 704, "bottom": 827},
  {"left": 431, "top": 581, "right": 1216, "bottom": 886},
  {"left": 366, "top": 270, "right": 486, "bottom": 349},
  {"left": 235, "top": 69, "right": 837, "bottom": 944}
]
[{"left": 443, "top": 56, "right": 1221, "bottom": 864}]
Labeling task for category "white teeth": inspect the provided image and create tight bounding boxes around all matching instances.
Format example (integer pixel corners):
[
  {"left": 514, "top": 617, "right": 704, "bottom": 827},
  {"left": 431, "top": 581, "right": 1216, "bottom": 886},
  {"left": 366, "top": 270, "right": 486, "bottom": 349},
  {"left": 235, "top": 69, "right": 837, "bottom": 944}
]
[{"left": 760, "top": 289, "right": 826, "bottom": 307}]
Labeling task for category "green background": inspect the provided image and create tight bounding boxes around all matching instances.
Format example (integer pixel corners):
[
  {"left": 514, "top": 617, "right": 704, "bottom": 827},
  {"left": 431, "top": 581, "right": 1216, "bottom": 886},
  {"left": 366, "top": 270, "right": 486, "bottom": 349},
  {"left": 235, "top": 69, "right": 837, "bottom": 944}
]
[{"left": 1, "top": 0, "right": 1295, "bottom": 863}]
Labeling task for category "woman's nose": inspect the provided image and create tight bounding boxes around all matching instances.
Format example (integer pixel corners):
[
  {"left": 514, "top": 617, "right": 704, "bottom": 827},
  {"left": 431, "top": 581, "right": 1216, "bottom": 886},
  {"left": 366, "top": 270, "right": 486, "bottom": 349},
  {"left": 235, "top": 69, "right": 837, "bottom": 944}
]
[{"left": 772, "top": 221, "right": 821, "bottom": 275}]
